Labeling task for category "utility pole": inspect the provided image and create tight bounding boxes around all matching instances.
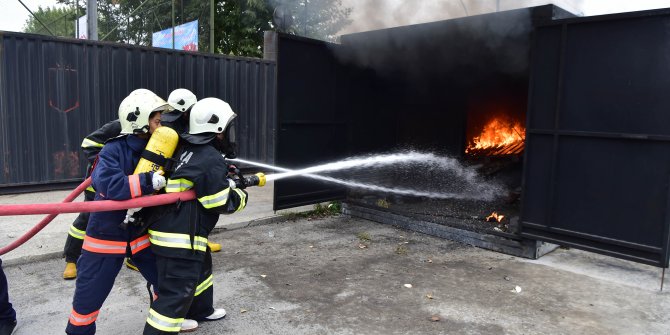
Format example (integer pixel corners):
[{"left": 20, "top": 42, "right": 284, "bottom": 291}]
[
  {"left": 75, "top": 0, "right": 79, "bottom": 38},
  {"left": 172, "top": 0, "right": 175, "bottom": 49},
  {"left": 87, "top": 0, "right": 97, "bottom": 40},
  {"left": 210, "top": 0, "right": 215, "bottom": 53}
]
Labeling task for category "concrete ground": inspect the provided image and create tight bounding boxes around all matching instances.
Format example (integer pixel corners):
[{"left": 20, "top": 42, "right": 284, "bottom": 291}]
[
  {"left": 0, "top": 184, "right": 669, "bottom": 334},
  {"left": 2, "top": 214, "right": 669, "bottom": 334}
]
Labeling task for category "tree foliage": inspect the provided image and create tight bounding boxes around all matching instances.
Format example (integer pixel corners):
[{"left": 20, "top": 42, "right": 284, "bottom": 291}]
[
  {"left": 270, "top": 0, "right": 352, "bottom": 42},
  {"left": 22, "top": 5, "right": 79, "bottom": 37},
  {"left": 23, "top": 0, "right": 352, "bottom": 58},
  {"left": 23, "top": 2, "right": 124, "bottom": 40}
]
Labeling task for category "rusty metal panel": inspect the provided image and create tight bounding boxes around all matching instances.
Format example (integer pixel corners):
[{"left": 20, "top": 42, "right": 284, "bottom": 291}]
[{"left": 0, "top": 32, "right": 275, "bottom": 190}]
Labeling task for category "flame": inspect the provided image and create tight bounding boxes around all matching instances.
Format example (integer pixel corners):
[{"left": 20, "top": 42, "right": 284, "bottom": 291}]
[
  {"left": 486, "top": 212, "right": 505, "bottom": 223},
  {"left": 466, "top": 117, "right": 525, "bottom": 155}
]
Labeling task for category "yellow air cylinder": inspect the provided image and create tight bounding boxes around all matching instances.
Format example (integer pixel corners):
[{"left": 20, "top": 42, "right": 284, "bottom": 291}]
[{"left": 134, "top": 126, "right": 179, "bottom": 174}]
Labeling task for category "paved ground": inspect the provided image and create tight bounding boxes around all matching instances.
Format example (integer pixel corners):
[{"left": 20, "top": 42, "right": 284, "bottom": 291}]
[
  {"left": 3, "top": 214, "right": 669, "bottom": 335},
  {"left": 0, "top": 183, "right": 669, "bottom": 334}
]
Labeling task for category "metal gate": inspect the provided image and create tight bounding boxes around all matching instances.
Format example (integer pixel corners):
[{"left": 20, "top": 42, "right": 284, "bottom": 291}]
[
  {"left": 274, "top": 34, "right": 347, "bottom": 210},
  {"left": 0, "top": 32, "right": 276, "bottom": 191},
  {"left": 521, "top": 9, "right": 670, "bottom": 267}
]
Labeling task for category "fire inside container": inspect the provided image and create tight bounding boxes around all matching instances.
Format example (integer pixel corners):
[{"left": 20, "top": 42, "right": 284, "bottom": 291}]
[
  {"left": 276, "top": 4, "right": 670, "bottom": 265},
  {"left": 276, "top": 5, "right": 574, "bottom": 258}
]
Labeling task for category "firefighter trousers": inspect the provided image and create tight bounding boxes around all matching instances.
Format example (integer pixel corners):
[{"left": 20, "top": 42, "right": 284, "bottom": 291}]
[
  {"left": 143, "top": 250, "right": 214, "bottom": 334},
  {"left": 0, "top": 259, "right": 15, "bottom": 323},
  {"left": 65, "top": 248, "right": 157, "bottom": 335}
]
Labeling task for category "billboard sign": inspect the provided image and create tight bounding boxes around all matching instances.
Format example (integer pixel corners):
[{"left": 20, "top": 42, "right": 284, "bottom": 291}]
[
  {"left": 152, "top": 20, "right": 198, "bottom": 51},
  {"left": 75, "top": 15, "right": 87, "bottom": 39}
]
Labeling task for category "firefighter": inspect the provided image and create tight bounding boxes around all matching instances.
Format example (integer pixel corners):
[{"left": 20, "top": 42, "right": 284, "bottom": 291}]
[
  {"left": 0, "top": 259, "right": 16, "bottom": 335},
  {"left": 62, "top": 89, "right": 226, "bottom": 280},
  {"left": 162, "top": 88, "right": 196, "bottom": 134},
  {"left": 163, "top": 88, "right": 224, "bottom": 253},
  {"left": 65, "top": 89, "right": 169, "bottom": 335},
  {"left": 143, "top": 98, "right": 247, "bottom": 334},
  {"left": 62, "top": 119, "right": 121, "bottom": 279}
]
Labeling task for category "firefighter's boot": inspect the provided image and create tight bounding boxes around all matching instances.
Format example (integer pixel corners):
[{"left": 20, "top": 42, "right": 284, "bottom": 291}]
[
  {"left": 208, "top": 241, "right": 222, "bottom": 253},
  {"left": 63, "top": 262, "right": 77, "bottom": 280},
  {"left": 180, "top": 319, "right": 198, "bottom": 332},
  {"left": 204, "top": 308, "right": 226, "bottom": 321}
]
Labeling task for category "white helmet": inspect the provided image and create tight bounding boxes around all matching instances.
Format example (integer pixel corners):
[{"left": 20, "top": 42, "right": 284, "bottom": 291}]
[
  {"left": 167, "top": 88, "right": 197, "bottom": 112},
  {"left": 189, "top": 98, "right": 237, "bottom": 135},
  {"left": 130, "top": 88, "right": 154, "bottom": 95},
  {"left": 118, "top": 89, "right": 170, "bottom": 134}
]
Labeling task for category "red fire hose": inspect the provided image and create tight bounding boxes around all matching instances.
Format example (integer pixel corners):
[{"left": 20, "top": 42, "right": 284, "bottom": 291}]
[{"left": 0, "top": 178, "right": 195, "bottom": 255}]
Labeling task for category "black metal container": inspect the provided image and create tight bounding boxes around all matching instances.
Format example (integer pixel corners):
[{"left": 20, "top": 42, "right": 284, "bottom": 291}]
[
  {"left": 274, "top": 5, "right": 670, "bottom": 266},
  {"left": 0, "top": 32, "right": 276, "bottom": 192}
]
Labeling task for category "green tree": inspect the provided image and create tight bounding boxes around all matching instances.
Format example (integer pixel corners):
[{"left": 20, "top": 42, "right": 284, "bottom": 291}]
[
  {"left": 270, "top": 0, "right": 352, "bottom": 42},
  {"left": 24, "top": 0, "right": 352, "bottom": 58},
  {"left": 96, "top": 1, "right": 127, "bottom": 42},
  {"left": 111, "top": 0, "right": 169, "bottom": 45},
  {"left": 208, "top": 0, "right": 274, "bottom": 56},
  {"left": 110, "top": 0, "right": 272, "bottom": 57},
  {"left": 24, "top": 1, "right": 125, "bottom": 41},
  {"left": 22, "top": 5, "right": 79, "bottom": 37},
  {"left": 113, "top": 0, "right": 350, "bottom": 57}
]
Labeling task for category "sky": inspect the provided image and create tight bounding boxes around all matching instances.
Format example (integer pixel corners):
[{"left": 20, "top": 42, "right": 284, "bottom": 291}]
[
  {"left": 1, "top": 0, "right": 68, "bottom": 33},
  {"left": 2, "top": 0, "right": 670, "bottom": 35}
]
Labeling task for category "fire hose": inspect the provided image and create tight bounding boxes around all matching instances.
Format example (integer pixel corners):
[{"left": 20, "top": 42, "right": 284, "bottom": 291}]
[
  {"left": 0, "top": 177, "right": 196, "bottom": 255},
  {"left": 0, "top": 128, "right": 267, "bottom": 255},
  {"left": 0, "top": 177, "right": 92, "bottom": 255},
  {"left": 0, "top": 127, "right": 187, "bottom": 255},
  {"left": 0, "top": 174, "right": 263, "bottom": 255}
]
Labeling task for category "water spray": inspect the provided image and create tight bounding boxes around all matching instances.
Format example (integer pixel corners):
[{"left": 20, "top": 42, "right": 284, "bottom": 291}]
[
  {"left": 260, "top": 151, "right": 446, "bottom": 181},
  {"left": 228, "top": 151, "right": 502, "bottom": 200}
]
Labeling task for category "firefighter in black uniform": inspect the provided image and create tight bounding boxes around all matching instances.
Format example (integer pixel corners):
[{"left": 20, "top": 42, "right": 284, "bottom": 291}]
[
  {"left": 163, "top": 88, "right": 224, "bottom": 253},
  {"left": 143, "top": 98, "right": 247, "bottom": 334}
]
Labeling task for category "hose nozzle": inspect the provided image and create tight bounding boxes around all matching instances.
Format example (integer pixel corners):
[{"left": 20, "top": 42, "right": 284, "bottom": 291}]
[
  {"left": 237, "top": 172, "right": 266, "bottom": 188},
  {"left": 255, "top": 172, "right": 266, "bottom": 187}
]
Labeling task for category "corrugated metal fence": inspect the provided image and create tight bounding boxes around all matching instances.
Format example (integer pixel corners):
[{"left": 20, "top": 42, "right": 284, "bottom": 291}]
[{"left": 0, "top": 32, "right": 276, "bottom": 189}]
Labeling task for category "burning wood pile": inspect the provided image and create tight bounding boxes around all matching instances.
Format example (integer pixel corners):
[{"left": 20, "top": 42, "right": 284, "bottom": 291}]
[
  {"left": 466, "top": 117, "right": 525, "bottom": 157},
  {"left": 485, "top": 211, "right": 515, "bottom": 233},
  {"left": 486, "top": 211, "right": 505, "bottom": 223}
]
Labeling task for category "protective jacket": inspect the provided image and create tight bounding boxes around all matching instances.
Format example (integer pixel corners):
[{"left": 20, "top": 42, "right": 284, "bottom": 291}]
[
  {"left": 148, "top": 142, "right": 247, "bottom": 261},
  {"left": 67, "top": 134, "right": 159, "bottom": 335},
  {"left": 84, "top": 135, "right": 157, "bottom": 251},
  {"left": 64, "top": 120, "right": 122, "bottom": 261},
  {"left": 143, "top": 140, "right": 247, "bottom": 334}
]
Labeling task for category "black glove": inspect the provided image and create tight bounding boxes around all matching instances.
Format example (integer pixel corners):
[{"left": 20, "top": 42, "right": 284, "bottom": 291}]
[
  {"left": 119, "top": 208, "right": 143, "bottom": 230},
  {"left": 227, "top": 164, "right": 240, "bottom": 177}
]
